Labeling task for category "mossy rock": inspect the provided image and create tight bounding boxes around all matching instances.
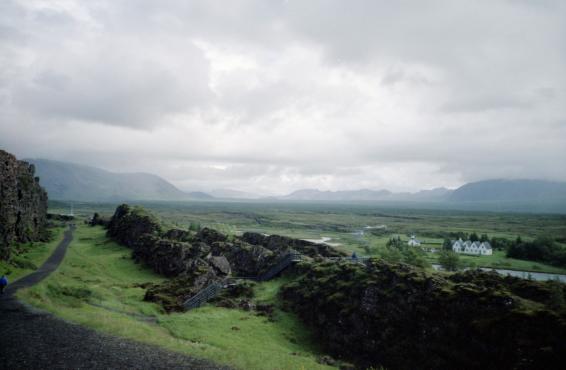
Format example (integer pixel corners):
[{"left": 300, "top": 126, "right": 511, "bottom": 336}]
[{"left": 280, "top": 259, "right": 566, "bottom": 370}]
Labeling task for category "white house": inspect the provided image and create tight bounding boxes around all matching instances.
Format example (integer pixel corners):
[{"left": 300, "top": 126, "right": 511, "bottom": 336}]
[
  {"left": 452, "top": 238, "right": 492, "bottom": 255},
  {"left": 408, "top": 235, "right": 421, "bottom": 247}
]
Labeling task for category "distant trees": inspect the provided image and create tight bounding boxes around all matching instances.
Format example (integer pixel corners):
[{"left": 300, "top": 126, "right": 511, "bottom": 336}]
[
  {"left": 380, "top": 236, "right": 430, "bottom": 268},
  {"left": 506, "top": 236, "right": 566, "bottom": 267},
  {"left": 404, "top": 248, "right": 429, "bottom": 268},
  {"left": 438, "top": 250, "right": 461, "bottom": 271},
  {"left": 489, "top": 237, "right": 512, "bottom": 251},
  {"left": 386, "top": 236, "right": 403, "bottom": 249},
  {"left": 442, "top": 238, "right": 452, "bottom": 250}
]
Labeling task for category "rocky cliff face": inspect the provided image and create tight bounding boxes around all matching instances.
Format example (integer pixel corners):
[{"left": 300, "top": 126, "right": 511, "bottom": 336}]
[
  {"left": 0, "top": 150, "right": 48, "bottom": 259},
  {"left": 281, "top": 260, "right": 566, "bottom": 370},
  {"left": 104, "top": 204, "right": 344, "bottom": 311},
  {"left": 241, "top": 232, "right": 347, "bottom": 258}
]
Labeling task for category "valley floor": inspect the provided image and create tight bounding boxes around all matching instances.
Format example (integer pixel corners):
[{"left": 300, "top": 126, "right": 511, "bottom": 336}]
[
  {"left": 16, "top": 224, "right": 334, "bottom": 370},
  {"left": 50, "top": 200, "right": 566, "bottom": 275}
]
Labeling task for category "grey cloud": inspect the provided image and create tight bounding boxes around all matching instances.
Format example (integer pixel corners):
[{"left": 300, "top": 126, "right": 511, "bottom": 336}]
[
  {"left": 13, "top": 54, "right": 212, "bottom": 128},
  {"left": 0, "top": 0, "right": 565, "bottom": 192},
  {"left": 440, "top": 95, "right": 534, "bottom": 113},
  {"left": 2, "top": 0, "right": 213, "bottom": 129}
]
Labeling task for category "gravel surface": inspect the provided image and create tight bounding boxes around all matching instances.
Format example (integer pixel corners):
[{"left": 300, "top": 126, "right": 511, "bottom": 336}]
[{"left": 0, "top": 225, "right": 231, "bottom": 370}]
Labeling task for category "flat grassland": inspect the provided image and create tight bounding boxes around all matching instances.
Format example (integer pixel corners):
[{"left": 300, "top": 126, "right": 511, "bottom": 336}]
[
  {"left": 18, "top": 225, "right": 333, "bottom": 370},
  {"left": 51, "top": 200, "right": 566, "bottom": 274}
]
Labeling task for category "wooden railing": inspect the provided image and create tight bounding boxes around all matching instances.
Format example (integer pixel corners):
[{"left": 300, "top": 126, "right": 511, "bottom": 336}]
[
  {"left": 182, "top": 281, "right": 224, "bottom": 310},
  {"left": 183, "top": 252, "right": 369, "bottom": 311},
  {"left": 183, "top": 251, "right": 302, "bottom": 311},
  {"left": 257, "top": 251, "right": 302, "bottom": 282}
]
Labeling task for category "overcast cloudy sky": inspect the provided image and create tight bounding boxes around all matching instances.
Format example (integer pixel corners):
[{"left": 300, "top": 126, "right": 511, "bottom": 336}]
[{"left": 1, "top": 0, "right": 565, "bottom": 194}]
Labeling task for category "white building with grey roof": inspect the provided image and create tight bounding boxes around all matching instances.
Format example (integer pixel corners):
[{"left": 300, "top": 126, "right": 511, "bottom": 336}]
[{"left": 452, "top": 239, "right": 493, "bottom": 255}]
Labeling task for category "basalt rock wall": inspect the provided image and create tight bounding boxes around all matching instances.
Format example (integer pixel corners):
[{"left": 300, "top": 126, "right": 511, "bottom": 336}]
[
  {"left": 0, "top": 150, "right": 48, "bottom": 259},
  {"left": 105, "top": 204, "right": 348, "bottom": 310},
  {"left": 241, "top": 232, "right": 347, "bottom": 258},
  {"left": 280, "top": 260, "right": 566, "bottom": 370}
]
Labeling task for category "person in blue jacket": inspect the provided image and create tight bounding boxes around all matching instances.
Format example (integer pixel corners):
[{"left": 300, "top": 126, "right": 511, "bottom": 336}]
[{"left": 0, "top": 274, "right": 8, "bottom": 294}]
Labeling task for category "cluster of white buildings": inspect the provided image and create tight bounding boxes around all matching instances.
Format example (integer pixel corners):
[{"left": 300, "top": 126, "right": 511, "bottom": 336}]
[
  {"left": 452, "top": 239, "right": 493, "bottom": 255},
  {"left": 405, "top": 235, "right": 493, "bottom": 256}
]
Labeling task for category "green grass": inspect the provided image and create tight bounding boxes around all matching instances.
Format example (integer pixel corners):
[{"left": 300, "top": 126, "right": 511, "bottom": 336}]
[
  {"left": 52, "top": 200, "right": 566, "bottom": 275},
  {"left": 18, "top": 224, "right": 334, "bottom": 370},
  {"left": 0, "top": 226, "right": 66, "bottom": 282},
  {"left": 423, "top": 249, "right": 566, "bottom": 274}
]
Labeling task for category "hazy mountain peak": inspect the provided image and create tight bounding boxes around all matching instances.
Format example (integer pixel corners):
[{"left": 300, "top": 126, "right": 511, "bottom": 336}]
[
  {"left": 449, "top": 179, "right": 566, "bottom": 202},
  {"left": 27, "top": 158, "right": 213, "bottom": 202}
]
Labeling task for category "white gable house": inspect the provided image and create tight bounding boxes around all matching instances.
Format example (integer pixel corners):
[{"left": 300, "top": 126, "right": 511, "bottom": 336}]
[
  {"left": 478, "top": 241, "right": 493, "bottom": 255},
  {"left": 452, "top": 239, "right": 492, "bottom": 255},
  {"left": 452, "top": 238, "right": 464, "bottom": 252},
  {"left": 407, "top": 235, "right": 421, "bottom": 247}
]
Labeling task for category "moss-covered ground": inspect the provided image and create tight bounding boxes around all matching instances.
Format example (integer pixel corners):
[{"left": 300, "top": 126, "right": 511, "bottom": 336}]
[
  {"left": 0, "top": 226, "right": 66, "bottom": 282},
  {"left": 18, "top": 224, "right": 334, "bottom": 370}
]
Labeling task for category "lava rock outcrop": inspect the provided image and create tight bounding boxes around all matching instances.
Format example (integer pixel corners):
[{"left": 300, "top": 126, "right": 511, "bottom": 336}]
[
  {"left": 241, "top": 232, "right": 347, "bottom": 258},
  {"left": 0, "top": 149, "right": 48, "bottom": 259},
  {"left": 280, "top": 259, "right": 566, "bottom": 370},
  {"left": 104, "top": 204, "right": 344, "bottom": 311}
]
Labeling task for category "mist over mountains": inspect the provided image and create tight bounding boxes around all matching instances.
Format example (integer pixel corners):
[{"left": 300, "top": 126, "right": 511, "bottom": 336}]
[
  {"left": 277, "top": 181, "right": 566, "bottom": 203},
  {"left": 27, "top": 159, "right": 211, "bottom": 202},
  {"left": 28, "top": 158, "right": 566, "bottom": 212},
  {"left": 448, "top": 179, "right": 566, "bottom": 202},
  {"left": 276, "top": 188, "right": 452, "bottom": 202}
]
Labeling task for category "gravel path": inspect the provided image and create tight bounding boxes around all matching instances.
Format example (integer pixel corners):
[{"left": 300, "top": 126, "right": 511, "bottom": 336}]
[{"left": 0, "top": 225, "right": 231, "bottom": 370}]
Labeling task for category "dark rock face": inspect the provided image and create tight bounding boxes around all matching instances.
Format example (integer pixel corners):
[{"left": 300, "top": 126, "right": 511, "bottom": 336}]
[
  {"left": 0, "top": 150, "right": 48, "bottom": 259},
  {"left": 106, "top": 206, "right": 342, "bottom": 281},
  {"left": 210, "top": 240, "right": 276, "bottom": 277},
  {"left": 89, "top": 212, "right": 109, "bottom": 227},
  {"left": 106, "top": 204, "right": 162, "bottom": 247},
  {"left": 241, "top": 232, "right": 347, "bottom": 258},
  {"left": 133, "top": 235, "right": 209, "bottom": 277},
  {"left": 163, "top": 228, "right": 192, "bottom": 242},
  {"left": 195, "top": 227, "right": 227, "bottom": 245},
  {"left": 281, "top": 260, "right": 566, "bottom": 370},
  {"left": 104, "top": 204, "right": 346, "bottom": 311}
]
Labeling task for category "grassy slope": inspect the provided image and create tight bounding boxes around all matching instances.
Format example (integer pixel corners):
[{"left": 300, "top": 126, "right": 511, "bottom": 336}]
[
  {"left": 18, "top": 224, "right": 333, "bottom": 370},
  {"left": 0, "top": 226, "right": 66, "bottom": 282}
]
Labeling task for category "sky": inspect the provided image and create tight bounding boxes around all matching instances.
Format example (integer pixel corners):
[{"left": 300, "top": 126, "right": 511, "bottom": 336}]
[{"left": 1, "top": 0, "right": 565, "bottom": 195}]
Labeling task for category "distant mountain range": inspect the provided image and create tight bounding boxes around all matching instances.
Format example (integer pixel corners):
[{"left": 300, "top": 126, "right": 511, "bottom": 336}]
[
  {"left": 28, "top": 159, "right": 212, "bottom": 202},
  {"left": 271, "top": 180, "right": 566, "bottom": 212},
  {"left": 28, "top": 158, "right": 566, "bottom": 212},
  {"left": 276, "top": 188, "right": 452, "bottom": 202},
  {"left": 448, "top": 179, "right": 566, "bottom": 202}
]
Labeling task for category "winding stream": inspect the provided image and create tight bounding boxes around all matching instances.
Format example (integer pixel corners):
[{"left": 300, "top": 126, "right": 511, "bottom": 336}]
[{"left": 432, "top": 264, "right": 566, "bottom": 282}]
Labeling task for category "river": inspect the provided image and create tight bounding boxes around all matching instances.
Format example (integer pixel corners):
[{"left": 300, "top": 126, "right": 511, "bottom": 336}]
[{"left": 432, "top": 264, "right": 566, "bottom": 283}]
